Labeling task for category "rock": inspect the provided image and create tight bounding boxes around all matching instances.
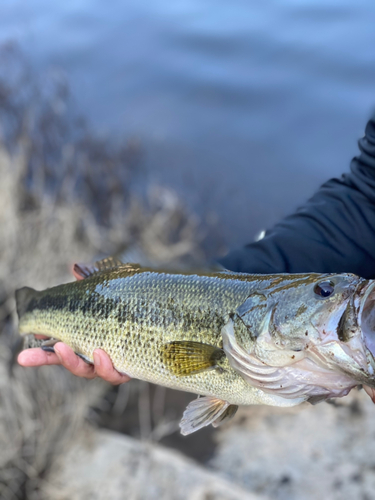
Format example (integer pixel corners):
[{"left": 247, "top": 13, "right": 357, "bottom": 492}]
[
  {"left": 44, "top": 428, "right": 267, "bottom": 500},
  {"left": 210, "top": 390, "right": 375, "bottom": 500}
]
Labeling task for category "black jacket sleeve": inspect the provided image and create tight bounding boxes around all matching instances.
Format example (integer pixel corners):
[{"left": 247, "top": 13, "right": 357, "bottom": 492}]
[{"left": 218, "top": 112, "right": 375, "bottom": 279}]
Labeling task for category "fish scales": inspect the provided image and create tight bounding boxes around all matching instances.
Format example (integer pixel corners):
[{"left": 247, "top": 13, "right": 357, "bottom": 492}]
[
  {"left": 18, "top": 269, "right": 279, "bottom": 406},
  {"left": 16, "top": 262, "right": 375, "bottom": 434}
]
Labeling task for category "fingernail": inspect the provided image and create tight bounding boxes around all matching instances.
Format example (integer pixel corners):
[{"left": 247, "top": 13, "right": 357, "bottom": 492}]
[
  {"left": 93, "top": 350, "right": 100, "bottom": 367},
  {"left": 54, "top": 346, "right": 63, "bottom": 363}
]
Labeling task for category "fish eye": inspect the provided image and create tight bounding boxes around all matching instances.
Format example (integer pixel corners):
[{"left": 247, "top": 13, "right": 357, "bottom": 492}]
[{"left": 314, "top": 281, "right": 335, "bottom": 299}]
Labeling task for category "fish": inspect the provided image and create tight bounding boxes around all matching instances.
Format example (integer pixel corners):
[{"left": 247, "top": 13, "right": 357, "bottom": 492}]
[{"left": 15, "top": 257, "right": 375, "bottom": 435}]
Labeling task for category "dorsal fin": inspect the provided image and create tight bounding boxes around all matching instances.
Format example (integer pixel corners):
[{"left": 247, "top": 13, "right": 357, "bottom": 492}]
[{"left": 73, "top": 256, "right": 130, "bottom": 280}]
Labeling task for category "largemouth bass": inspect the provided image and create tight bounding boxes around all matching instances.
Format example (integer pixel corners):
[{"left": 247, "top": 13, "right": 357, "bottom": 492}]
[{"left": 16, "top": 259, "right": 375, "bottom": 434}]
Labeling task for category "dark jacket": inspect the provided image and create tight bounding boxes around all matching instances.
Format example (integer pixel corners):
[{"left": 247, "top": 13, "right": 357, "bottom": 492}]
[{"left": 219, "top": 112, "right": 375, "bottom": 279}]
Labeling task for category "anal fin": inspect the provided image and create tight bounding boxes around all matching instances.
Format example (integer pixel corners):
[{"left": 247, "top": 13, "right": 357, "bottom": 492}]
[
  {"left": 162, "top": 341, "right": 224, "bottom": 376},
  {"left": 180, "top": 396, "right": 238, "bottom": 435},
  {"left": 41, "top": 338, "right": 59, "bottom": 353},
  {"left": 75, "top": 352, "right": 93, "bottom": 364},
  {"left": 41, "top": 339, "right": 93, "bottom": 365}
]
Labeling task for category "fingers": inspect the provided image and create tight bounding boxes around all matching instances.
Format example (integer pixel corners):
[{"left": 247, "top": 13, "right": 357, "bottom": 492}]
[
  {"left": 18, "top": 347, "right": 62, "bottom": 367},
  {"left": 18, "top": 343, "right": 97, "bottom": 379},
  {"left": 54, "top": 343, "right": 97, "bottom": 379},
  {"left": 93, "top": 349, "right": 131, "bottom": 385},
  {"left": 18, "top": 343, "right": 131, "bottom": 385}
]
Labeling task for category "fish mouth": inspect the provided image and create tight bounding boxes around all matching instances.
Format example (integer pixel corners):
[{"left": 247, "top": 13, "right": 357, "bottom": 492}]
[{"left": 360, "top": 280, "right": 375, "bottom": 360}]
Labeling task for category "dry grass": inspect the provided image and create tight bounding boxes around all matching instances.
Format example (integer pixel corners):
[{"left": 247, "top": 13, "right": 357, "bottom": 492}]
[
  {"left": 0, "top": 43, "right": 205, "bottom": 499},
  {"left": 0, "top": 341, "right": 106, "bottom": 500}
]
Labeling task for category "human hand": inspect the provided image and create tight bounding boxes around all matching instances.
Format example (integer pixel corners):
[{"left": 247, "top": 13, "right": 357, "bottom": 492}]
[{"left": 17, "top": 339, "right": 130, "bottom": 385}]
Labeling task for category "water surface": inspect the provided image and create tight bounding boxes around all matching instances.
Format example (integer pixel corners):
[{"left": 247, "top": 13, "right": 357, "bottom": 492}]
[{"left": 1, "top": 0, "right": 375, "bottom": 250}]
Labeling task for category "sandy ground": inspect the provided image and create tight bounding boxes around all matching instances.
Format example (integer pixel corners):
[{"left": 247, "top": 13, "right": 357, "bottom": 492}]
[
  {"left": 38, "top": 388, "right": 375, "bottom": 500},
  {"left": 212, "top": 390, "right": 375, "bottom": 500}
]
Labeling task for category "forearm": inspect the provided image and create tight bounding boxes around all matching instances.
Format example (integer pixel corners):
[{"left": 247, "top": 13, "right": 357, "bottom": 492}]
[{"left": 219, "top": 112, "right": 375, "bottom": 279}]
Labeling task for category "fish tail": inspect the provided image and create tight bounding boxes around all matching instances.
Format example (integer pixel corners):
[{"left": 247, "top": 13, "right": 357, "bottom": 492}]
[
  {"left": 15, "top": 286, "right": 38, "bottom": 320},
  {"left": 8, "top": 336, "right": 25, "bottom": 377}
]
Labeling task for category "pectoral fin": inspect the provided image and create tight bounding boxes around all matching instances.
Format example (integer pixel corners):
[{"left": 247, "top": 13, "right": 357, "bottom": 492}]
[
  {"left": 180, "top": 396, "right": 238, "bottom": 435},
  {"left": 162, "top": 341, "right": 224, "bottom": 376}
]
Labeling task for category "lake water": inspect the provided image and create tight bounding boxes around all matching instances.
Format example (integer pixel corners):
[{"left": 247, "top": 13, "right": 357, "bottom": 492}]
[{"left": 1, "top": 0, "right": 375, "bottom": 252}]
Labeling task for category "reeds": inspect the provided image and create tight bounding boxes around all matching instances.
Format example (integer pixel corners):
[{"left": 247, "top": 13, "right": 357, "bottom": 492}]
[{"left": 0, "top": 43, "right": 203, "bottom": 499}]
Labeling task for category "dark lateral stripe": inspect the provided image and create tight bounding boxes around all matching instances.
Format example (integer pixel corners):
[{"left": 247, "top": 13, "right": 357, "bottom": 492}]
[
  {"left": 26, "top": 295, "right": 68, "bottom": 313},
  {"left": 26, "top": 293, "right": 118, "bottom": 320}
]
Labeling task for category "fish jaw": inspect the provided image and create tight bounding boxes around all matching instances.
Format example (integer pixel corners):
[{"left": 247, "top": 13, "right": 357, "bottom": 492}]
[
  {"left": 311, "top": 279, "right": 375, "bottom": 387},
  {"left": 359, "top": 280, "right": 375, "bottom": 365},
  {"left": 222, "top": 318, "right": 358, "bottom": 402},
  {"left": 223, "top": 280, "right": 375, "bottom": 402}
]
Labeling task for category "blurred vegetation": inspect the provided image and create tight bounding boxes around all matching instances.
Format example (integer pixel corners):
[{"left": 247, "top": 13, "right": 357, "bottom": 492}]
[
  {"left": 1, "top": 41, "right": 375, "bottom": 500},
  {"left": 0, "top": 42, "right": 214, "bottom": 499}
]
